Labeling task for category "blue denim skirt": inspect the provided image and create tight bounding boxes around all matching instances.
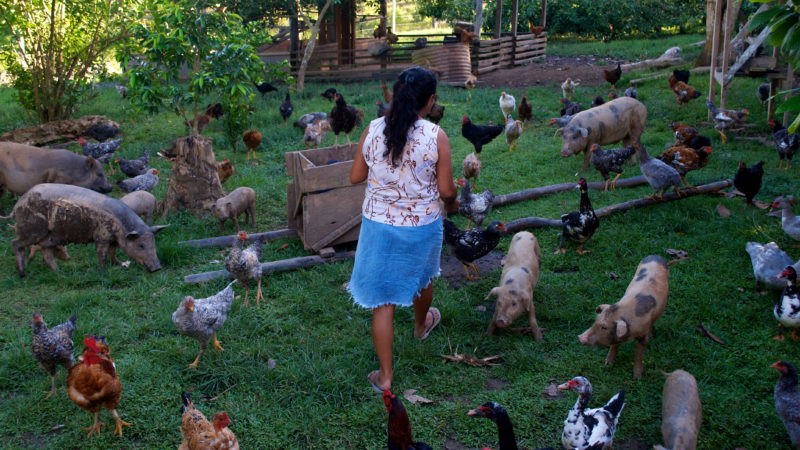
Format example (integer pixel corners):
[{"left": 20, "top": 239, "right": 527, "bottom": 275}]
[{"left": 348, "top": 216, "right": 443, "bottom": 308}]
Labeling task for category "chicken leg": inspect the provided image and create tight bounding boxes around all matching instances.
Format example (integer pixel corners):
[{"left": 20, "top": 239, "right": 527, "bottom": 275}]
[
  {"left": 779, "top": 159, "right": 785, "bottom": 169},
  {"left": 576, "top": 245, "right": 591, "bottom": 255},
  {"left": 44, "top": 373, "right": 58, "bottom": 398},
  {"left": 792, "top": 329, "right": 800, "bottom": 341},
  {"left": 243, "top": 284, "right": 251, "bottom": 307},
  {"left": 680, "top": 176, "right": 697, "bottom": 190},
  {"left": 610, "top": 173, "right": 622, "bottom": 190},
  {"left": 112, "top": 410, "right": 131, "bottom": 437},
  {"left": 716, "top": 129, "right": 728, "bottom": 144},
  {"left": 188, "top": 346, "right": 206, "bottom": 369},
  {"left": 84, "top": 411, "right": 104, "bottom": 437},
  {"left": 346, "top": 133, "right": 352, "bottom": 146},
  {"left": 461, "top": 262, "right": 480, "bottom": 281},
  {"left": 774, "top": 323, "right": 785, "bottom": 341},
  {"left": 253, "top": 278, "right": 264, "bottom": 305},
  {"left": 333, "top": 134, "right": 339, "bottom": 147},
  {"left": 107, "top": 160, "right": 115, "bottom": 176},
  {"left": 212, "top": 333, "right": 225, "bottom": 351},
  {"left": 603, "top": 179, "right": 610, "bottom": 192}
]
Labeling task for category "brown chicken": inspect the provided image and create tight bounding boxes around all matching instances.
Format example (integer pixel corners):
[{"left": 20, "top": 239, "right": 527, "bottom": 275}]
[
  {"left": 67, "top": 335, "right": 130, "bottom": 437},
  {"left": 604, "top": 62, "right": 622, "bottom": 89},
  {"left": 518, "top": 94, "right": 533, "bottom": 123},
  {"left": 380, "top": 84, "right": 393, "bottom": 103},
  {"left": 657, "top": 145, "right": 713, "bottom": 188},
  {"left": 330, "top": 93, "right": 364, "bottom": 146},
  {"left": 242, "top": 129, "right": 262, "bottom": 160},
  {"left": 670, "top": 122, "right": 699, "bottom": 146},
  {"left": 426, "top": 103, "right": 445, "bottom": 124},
  {"left": 462, "top": 152, "right": 481, "bottom": 187},
  {"left": 179, "top": 392, "right": 238, "bottom": 449},
  {"left": 668, "top": 76, "right": 702, "bottom": 107},
  {"left": 217, "top": 158, "right": 233, "bottom": 183},
  {"left": 32, "top": 312, "right": 76, "bottom": 398}
]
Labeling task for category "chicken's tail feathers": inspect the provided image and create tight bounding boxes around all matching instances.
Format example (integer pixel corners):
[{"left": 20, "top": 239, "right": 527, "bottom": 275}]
[
  {"left": 181, "top": 392, "right": 194, "bottom": 414},
  {"left": 68, "top": 313, "right": 77, "bottom": 328}
]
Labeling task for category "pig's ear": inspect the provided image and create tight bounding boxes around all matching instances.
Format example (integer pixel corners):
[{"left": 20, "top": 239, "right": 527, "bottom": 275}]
[
  {"left": 85, "top": 157, "right": 98, "bottom": 169},
  {"left": 595, "top": 304, "right": 610, "bottom": 313},
  {"left": 126, "top": 231, "right": 140, "bottom": 240},
  {"left": 225, "top": 201, "right": 234, "bottom": 215},
  {"left": 555, "top": 127, "right": 564, "bottom": 136},
  {"left": 615, "top": 319, "right": 628, "bottom": 338},
  {"left": 484, "top": 287, "right": 499, "bottom": 300},
  {"left": 578, "top": 127, "right": 589, "bottom": 137},
  {"left": 150, "top": 225, "right": 169, "bottom": 235}
]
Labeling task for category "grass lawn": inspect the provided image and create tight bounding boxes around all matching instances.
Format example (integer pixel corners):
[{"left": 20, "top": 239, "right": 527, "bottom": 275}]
[{"left": 0, "top": 36, "right": 798, "bottom": 449}]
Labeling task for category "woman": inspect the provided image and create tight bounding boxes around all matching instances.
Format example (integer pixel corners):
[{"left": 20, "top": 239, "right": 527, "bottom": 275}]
[{"left": 349, "top": 66, "right": 458, "bottom": 392}]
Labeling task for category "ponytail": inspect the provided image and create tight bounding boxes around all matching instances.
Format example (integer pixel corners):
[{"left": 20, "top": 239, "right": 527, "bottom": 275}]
[{"left": 383, "top": 66, "right": 437, "bottom": 166}]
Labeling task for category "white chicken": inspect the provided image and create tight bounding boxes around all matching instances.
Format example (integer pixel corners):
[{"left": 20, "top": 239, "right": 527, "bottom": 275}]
[
  {"left": 499, "top": 92, "right": 516, "bottom": 119},
  {"left": 504, "top": 114, "right": 523, "bottom": 152},
  {"left": 561, "top": 78, "right": 579, "bottom": 99}
]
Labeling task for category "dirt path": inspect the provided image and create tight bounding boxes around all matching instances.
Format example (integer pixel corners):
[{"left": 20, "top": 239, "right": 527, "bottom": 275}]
[{"left": 477, "top": 55, "right": 625, "bottom": 88}]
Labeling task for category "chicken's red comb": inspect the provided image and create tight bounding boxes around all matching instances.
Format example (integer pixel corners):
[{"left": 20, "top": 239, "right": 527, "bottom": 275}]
[{"left": 83, "top": 335, "right": 98, "bottom": 351}]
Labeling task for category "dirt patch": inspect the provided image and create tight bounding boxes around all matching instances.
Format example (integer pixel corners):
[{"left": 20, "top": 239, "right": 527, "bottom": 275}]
[
  {"left": 477, "top": 55, "right": 625, "bottom": 88},
  {"left": 444, "top": 436, "right": 470, "bottom": 450},
  {"left": 486, "top": 376, "right": 511, "bottom": 391},
  {"left": 440, "top": 250, "right": 504, "bottom": 289}
]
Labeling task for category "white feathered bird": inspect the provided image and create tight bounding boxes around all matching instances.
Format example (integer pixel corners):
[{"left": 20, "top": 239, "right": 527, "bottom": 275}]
[
  {"left": 499, "top": 92, "right": 516, "bottom": 118},
  {"left": 171, "top": 280, "right": 237, "bottom": 368}
]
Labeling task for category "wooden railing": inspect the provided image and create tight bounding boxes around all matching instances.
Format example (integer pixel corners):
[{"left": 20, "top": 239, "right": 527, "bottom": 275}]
[{"left": 473, "top": 33, "right": 547, "bottom": 74}]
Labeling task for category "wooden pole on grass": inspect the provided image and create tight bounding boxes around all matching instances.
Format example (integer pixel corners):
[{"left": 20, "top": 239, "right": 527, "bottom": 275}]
[
  {"left": 708, "top": 0, "right": 724, "bottom": 120},
  {"left": 184, "top": 251, "right": 356, "bottom": 284},
  {"left": 178, "top": 229, "right": 298, "bottom": 249}
]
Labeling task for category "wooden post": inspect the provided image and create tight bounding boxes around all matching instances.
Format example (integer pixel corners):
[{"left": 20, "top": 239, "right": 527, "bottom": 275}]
[
  {"left": 379, "top": 0, "right": 387, "bottom": 35},
  {"left": 708, "top": 0, "right": 724, "bottom": 120},
  {"left": 511, "top": 0, "right": 518, "bottom": 66},
  {"left": 540, "top": 0, "right": 547, "bottom": 27},
  {"left": 474, "top": 0, "right": 483, "bottom": 40},
  {"left": 785, "top": 65, "right": 795, "bottom": 127},
  {"left": 719, "top": 0, "right": 735, "bottom": 109},
  {"left": 289, "top": 7, "right": 299, "bottom": 74},
  {"left": 494, "top": 0, "right": 503, "bottom": 39}
]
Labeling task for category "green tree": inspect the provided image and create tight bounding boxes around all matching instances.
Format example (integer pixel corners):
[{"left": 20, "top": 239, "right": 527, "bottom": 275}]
[
  {"left": 122, "top": 0, "right": 270, "bottom": 147},
  {"left": 0, "top": 0, "right": 136, "bottom": 123}
]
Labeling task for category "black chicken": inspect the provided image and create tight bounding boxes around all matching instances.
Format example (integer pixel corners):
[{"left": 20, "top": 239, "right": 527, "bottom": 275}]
[
  {"left": 590, "top": 143, "right": 637, "bottom": 191},
  {"left": 771, "top": 361, "right": 800, "bottom": 449},
  {"left": 383, "top": 390, "right": 432, "bottom": 450},
  {"left": 758, "top": 83, "right": 771, "bottom": 109},
  {"left": 461, "top": 116, "right": 503, "bottom": 155},
  {"left": 115, "top": 149, "right": 149, "bottom": 178},
  {"left": 555, "top": 178, "right": 599, "bottom": 255},
  {"left": 560, "top": 98, "right": 583, "bottom": 116},
  {"left": 457, "top": 177, "right": 494, "bottom": 229},
  {"left": 444, "top": 219, "right": 505, "bottom": 281},
  {"left": 320, "top": 87, "right": 337, "bottom": 102},
  {"left": 590, "top": 95, "right": 605, "bottom": 108},
  {"left": 280, "top": 93, "right": 293, "bottom": 125},
  {"left": 330, "top": 93, "right": 363, "bottom": 146},
  {"left": 672, "top": 69, "right": 690, "bottom": 84},
  {"left": 253, "top": 81, "right": 277, "bottom": 97},
  {"left": 769, "top": 119, "right": 799, "bottom": 169},
  {"left": 733, "top": 160, "right": 764, "bottom": 205},
  {"left": 83, "top": 123, "right": 120, "bottom": 142},
  {"left": 687, "top": 134, "right": 712, "bottom": 150},
  {"left": 205, "top": 103, "right": 224, "bottom": 119}
]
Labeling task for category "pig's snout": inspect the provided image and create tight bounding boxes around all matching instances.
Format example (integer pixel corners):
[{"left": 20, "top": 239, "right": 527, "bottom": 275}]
[
  {"left": 96, "top": 182, "right": 113, "bottom": 194},
  {"left": 560, "top": 148, "right": 572, "bottom": 157},
  {"left": 495, "top": 317, "right": 510, "bottom": 328},
  {"left": 578, "top": 331, "right": 590, "bottom": 345},
  {"left": 145, "top": 261, "right": 162, "bottom": 272}
]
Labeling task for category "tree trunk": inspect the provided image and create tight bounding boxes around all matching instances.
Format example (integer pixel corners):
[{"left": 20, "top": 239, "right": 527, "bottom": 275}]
[
  {"left": 696, "top": 0, "right": 720, "bottom": 66},
  {"left": 296, "top": 0, "right": 333, "bottom": 92},
  {"left": 159, "top": 136, "right": 224, "bottom": 217},
  {"left": 474, "top": 0, "right": 483, "bottom": 39}
]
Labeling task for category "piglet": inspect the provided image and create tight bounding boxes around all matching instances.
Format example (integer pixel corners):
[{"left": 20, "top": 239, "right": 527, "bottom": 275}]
[
  {"left": 212, "top": 187, "right": 256, "bottom": 233},
  {"left": 120, "top": 191, "right": 156, "bottom": 224},
  {"left": 578, "top": 254, "right": 669, "bottom": 379},
  {"left": 654, "top": 370, "right": 702, "bottom": 450},
  {"left": 28, "top": 245, "right": 71, "bottom": 271},
  {"left": 485, "top": 231, "right": 543, "bottom": 340}
]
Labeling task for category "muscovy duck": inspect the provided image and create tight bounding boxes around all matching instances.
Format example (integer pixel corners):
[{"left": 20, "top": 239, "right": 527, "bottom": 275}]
[
  {"left": 775, "top": 266, "right": 800, "bottom": 341},
  {"left": 467, "top": 402, "right": 518, "bottom": 450},
  {"left": 771, "top": 361, "right": 800, "bottom": 449},
  {"left": 771, "top": 197, "right": 800, "bottom": 242},
  {"left": 555, "top": 178, "right": 599, "bottom": 255},
  {"left": 746, "top": 242, "right": 798, "bottom": 292},
  {"left": 558, "top": 376, "right": 625, "bottom": 450},
  {"left": 444, "top": 219, "right": 505, "bottom": 281},
  {"left": 457, "top": 177, "right": 494, "bottom": 229}
]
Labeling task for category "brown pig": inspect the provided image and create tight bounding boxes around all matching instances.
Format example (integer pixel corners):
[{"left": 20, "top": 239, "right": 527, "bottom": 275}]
[
  {"left": 558, "top": 96, "right": 647, "bottom": 172},
  {"left": 0, "top": 142, "right": 113, "bottom": 202},
  {"left": 654, "top": 370, "right": 702, "bottom": 450},
  {"left": 216, "top": 158, "right": 233, "bottom": 183},
  {"left": 120, "top": 191, "right": 156, "bottom": 224},
  {"left": 212, "top": 187, "right": 256, "bottom": 233},
  {"left": 28, "top": 244, "right": 71, "bottom": 271},
  {"left": 485, "top": 231, "right": 543, "bottom": 340},
  {"left": 577, "top": 254, "right": 669, "bottom": 379}
]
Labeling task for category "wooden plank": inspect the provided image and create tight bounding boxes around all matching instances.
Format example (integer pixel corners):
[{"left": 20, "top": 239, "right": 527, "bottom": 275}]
[
  {"left": 178, "top": 228, "right": 298, "bottom": 248},
  {"left": 311, "top": 214, "right": 362, "bottom": 252},
  {"left": 708, "top": 0, "right": 724, "bottom": 119},
  {"left": 301, "top": 185, "right": 364, "bottom": 250},
  {"left": 718, "top": 0, "right": 735, "bottom": 109},
  {"left": 721, "top": 25, "right": 771, "bottom": 86},
  {"left": 492, "top": 176, "right": 646, "bottom": 207},
  {"left": 183, "top": 251, "right": 357, "bottom": 284}
]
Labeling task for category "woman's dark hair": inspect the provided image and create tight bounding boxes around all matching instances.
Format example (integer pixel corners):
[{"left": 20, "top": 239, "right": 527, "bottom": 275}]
[{"left": 383, "top": 66, "right": 437, "bottom": 166}]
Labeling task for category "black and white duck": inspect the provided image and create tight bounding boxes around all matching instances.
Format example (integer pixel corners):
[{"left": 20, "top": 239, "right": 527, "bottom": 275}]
[
  {"left": 557, "top": 376, "right": 625, "bottom": 450},
  {"left": 555, "top": 178, "right": 599, "bottom": 255},
  {"left": 775, "top": 266, "right": 800, "bottom": 341}
]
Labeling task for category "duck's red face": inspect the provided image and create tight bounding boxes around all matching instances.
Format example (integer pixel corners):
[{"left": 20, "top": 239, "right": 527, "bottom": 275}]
[
  {"left": 557, "top": 379, "right": 582, "bottom": 391},
  {"left": 772, "top": 361, "right": 788, "bottom": 373}
]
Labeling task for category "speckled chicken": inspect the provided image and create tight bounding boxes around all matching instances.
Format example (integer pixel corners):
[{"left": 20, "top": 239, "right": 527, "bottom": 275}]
[
  {"left": 668, "top": 76, "right": 702, "bottom": 107},
  {"left": 558, "top": 376, "right": 625, "bottom": 450},
  {"left": 590, "top": 143, "right": 637, "bottom": 191},
  {"left": 769, "top": 119, "right": 798, "bottom": 169},
  {"left": 706, "top": 100, "right": 748, "bottom": 143},
  {"left": 772, "top": 360, "right": 800, "bottom": 449},
  {"left": 444, "top": 219, "right": 505, "bottom": 281},
  {"left": 67, "top": 335, "right": 130, "bottom": 437},
  {"left": 504, "top": 114, "right": 523, "bottom": 152},
  {"left": 457, "top": 177, "right": 493, "bottom": 229},
  {"left": 776, "top": 267, "right": 800, "bottom": 341},
  {"left": 623, "top": 86, "right": 637, "bottom": 99},
  {"left": 279, "top": 93, "right": 293, "bottom": 125},
  {"left": 32, "top": 312, "right": 76, "bottom": 398},
  {"left": 670, "top": 122, "right": 698, "bottom": 146},
  {"left": 78, "top": 137, "right": 121, "bottom": 174},
  {"left": 117, "top": 168, "right": 158, "bottom": 193},
  {"left": 556, "top": 178, "right": 599, "bottom": 255},
  {"left": 180, "top": 392, "right": 239, "bottom": 449},
  {"left": 636, "top": 143, "right": 682, "bottom": 199},
  {"left": 225, "top": 230, "right": 263, "bottom": 306},
  {"left": 657, "top": 145, "right": 713, "bottom": 188},
  {"left": 499, "top": 92, "right": 516, "bottom": 118},
  {"left": 115, "top": 149, "right": 149, "bottom": 178},
  {"left": 746, "top": 242, "right": 798, "bottom": 292},
  {"left": 383, "top": 390, "right": 431, "bottom": 450},
  {"left": 734, "top": 160, "right": 764, "bottom": 205},
  {"left": 771, "top": 197, "right": 800, "bottom": 242},
  {"left": 172, "top": 280, "right": 236, "bottom": 368},
  {"left": 461, "top": 152, "right": 481, "bottom": 187}
]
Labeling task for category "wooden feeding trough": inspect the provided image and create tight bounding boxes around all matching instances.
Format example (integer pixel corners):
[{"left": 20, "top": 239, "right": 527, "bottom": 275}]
[{"left": 285, "top": 144, "right": 364, "bottom": 253}]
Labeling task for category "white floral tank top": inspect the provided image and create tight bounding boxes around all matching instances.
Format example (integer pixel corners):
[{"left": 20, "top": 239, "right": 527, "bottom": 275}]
[{"left": 361, "top": 117, "right": 441, "bottom": 226}]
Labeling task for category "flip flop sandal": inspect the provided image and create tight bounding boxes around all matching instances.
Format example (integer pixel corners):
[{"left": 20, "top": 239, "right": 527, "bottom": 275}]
[
  {"left": 419, "top": 307, "right": 441, "bottom": 340},
  {"left": 367, "top": 370, "right": 384, "bottom": 393}
]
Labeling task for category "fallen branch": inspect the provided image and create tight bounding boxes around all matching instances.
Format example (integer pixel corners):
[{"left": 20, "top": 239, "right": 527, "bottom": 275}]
[
  {"left": 503, "top": 179, "right": 732, "bottom": 234},
  {"left": 493, "top": 176, "right": 647, "bottom": 207},
  {"left": 696, "top": 324, "right": 725, "bottom": 346},
  {"left": 630, "top": 66, "right": 710, "bottom": 86},
  {"left": 178, "top": 228, "right": 297, "bottom": 248},
  {"left": 184, "top": 250, "right": 355, "bottom": 283},
  {"left": 206, "top": 384, "right": 237, "bottom": 402}
]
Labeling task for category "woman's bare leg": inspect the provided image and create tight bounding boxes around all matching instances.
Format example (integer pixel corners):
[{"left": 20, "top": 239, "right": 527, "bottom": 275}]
[
  {"left": 371, "top": 304, "right": 395, "bottom": 390},
  {"left": 413, "top": 283, "right": 434, "bottom": 338}
]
